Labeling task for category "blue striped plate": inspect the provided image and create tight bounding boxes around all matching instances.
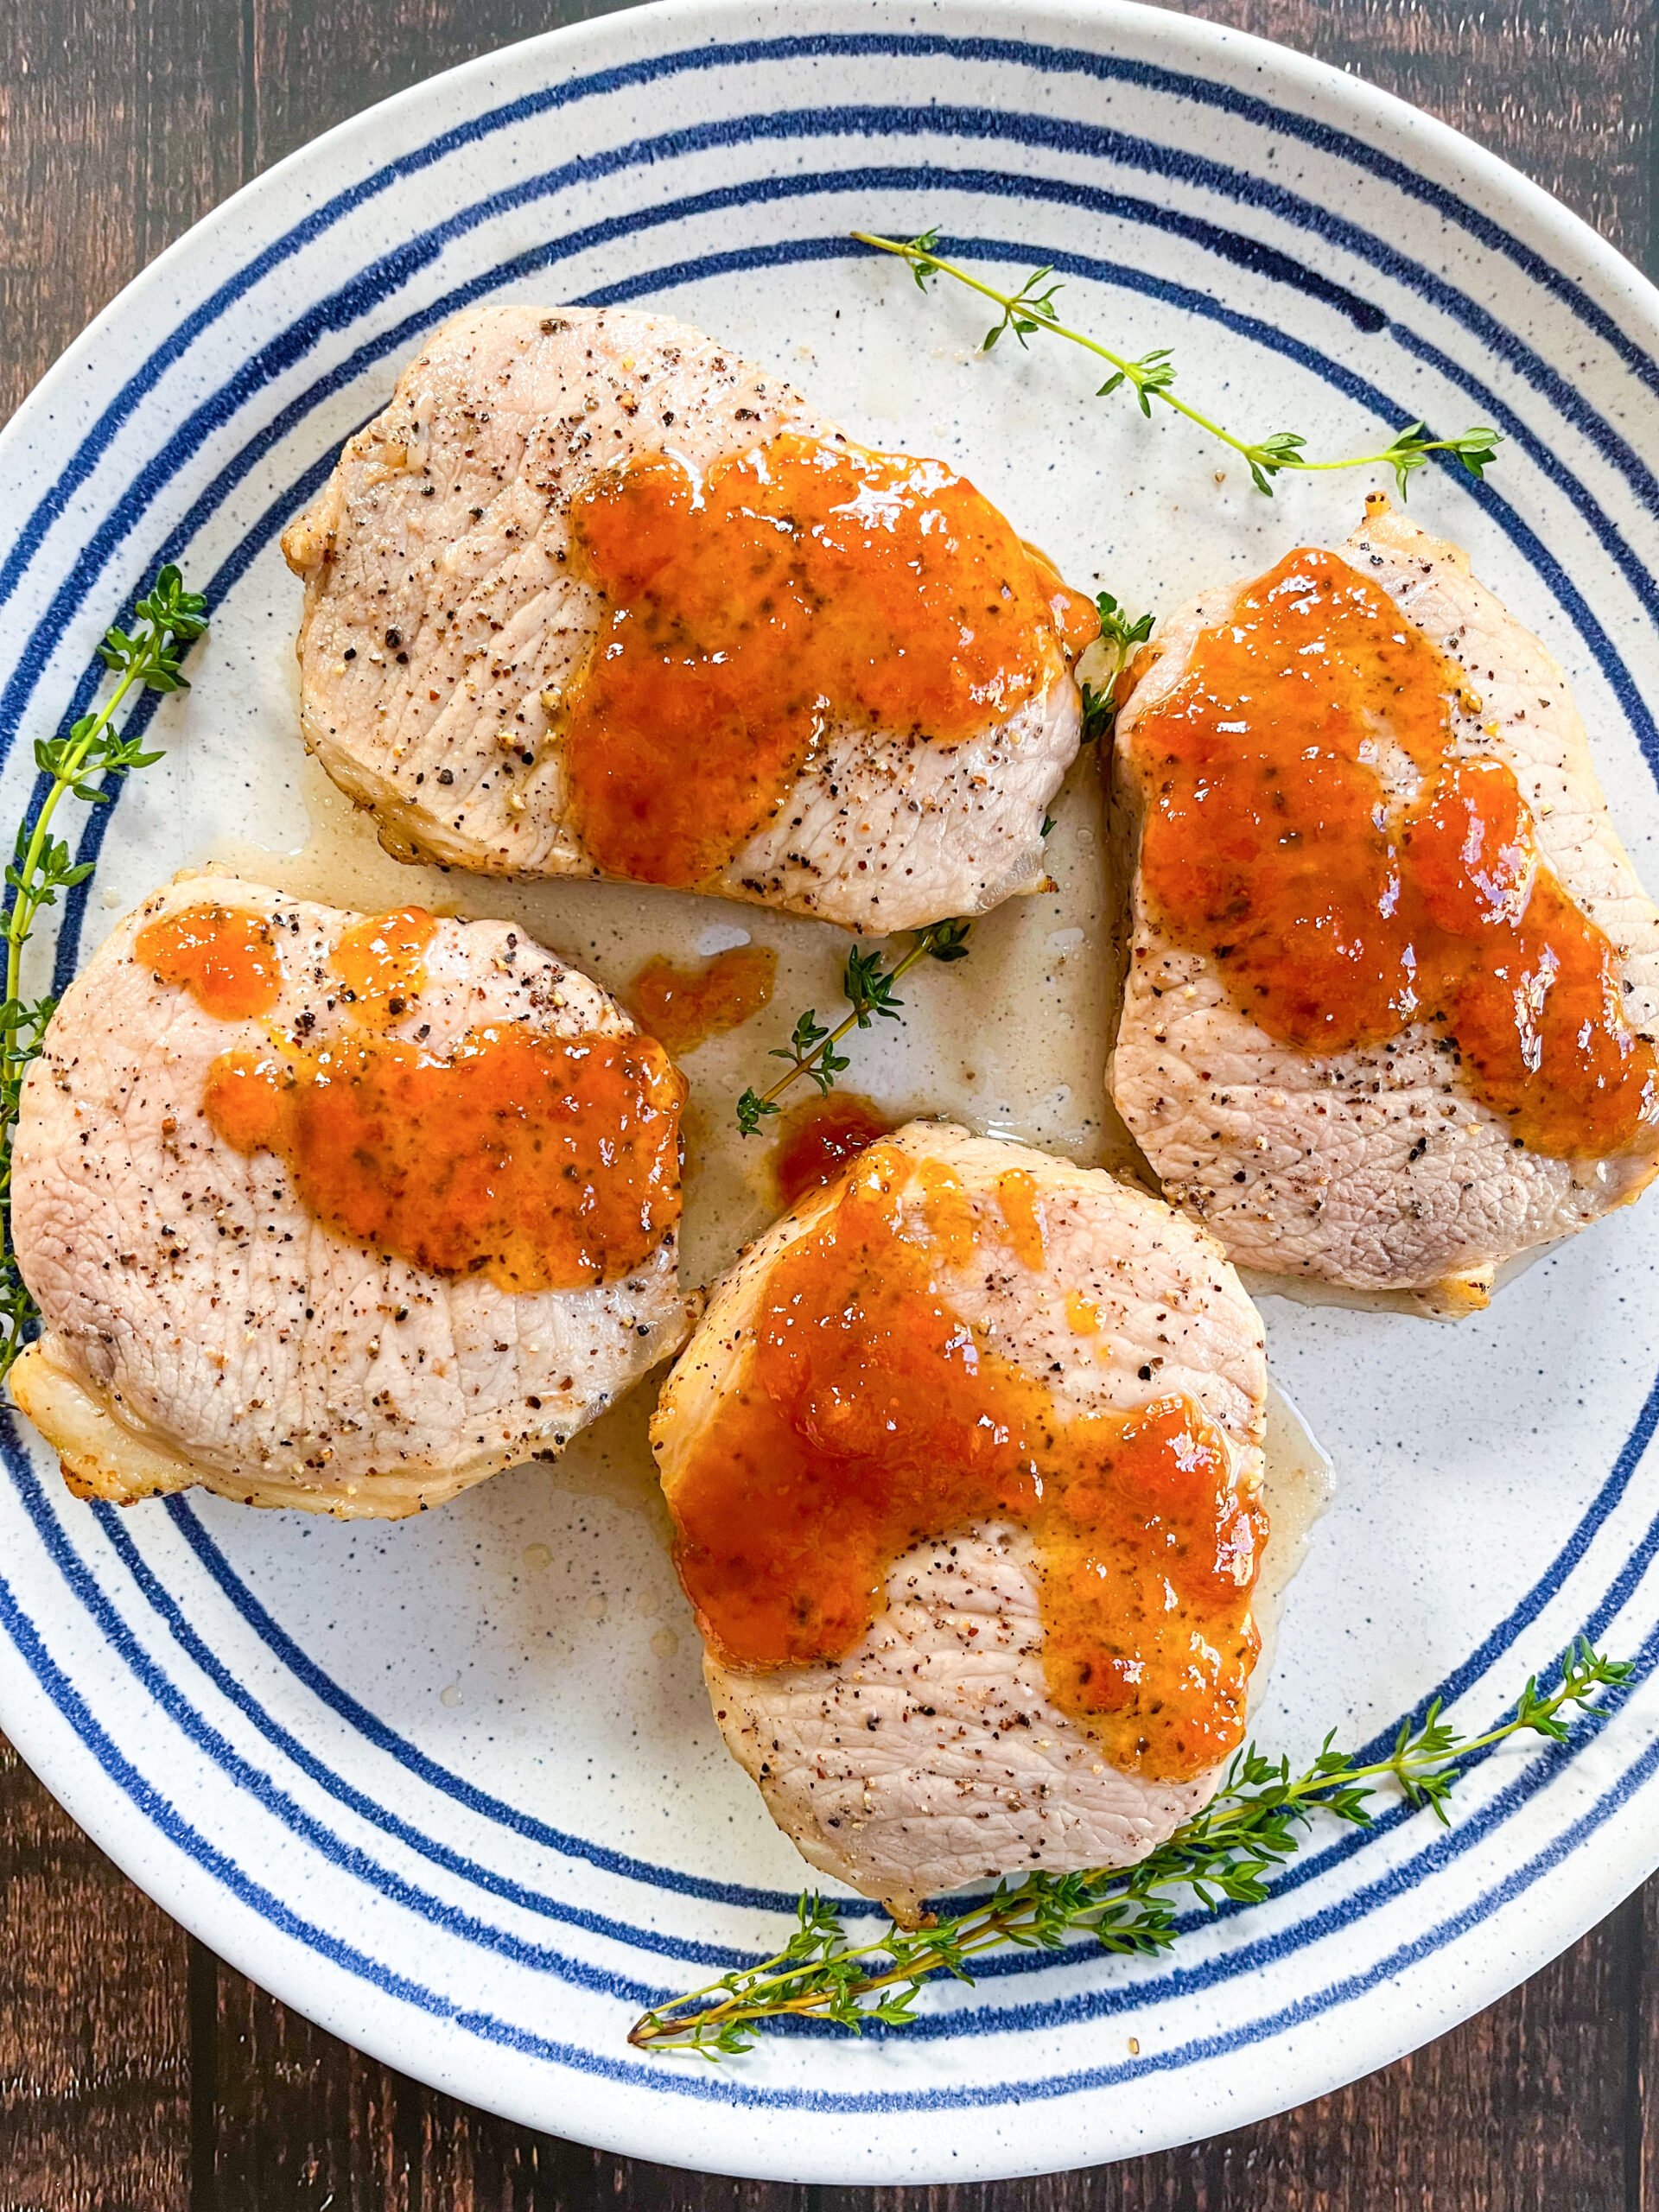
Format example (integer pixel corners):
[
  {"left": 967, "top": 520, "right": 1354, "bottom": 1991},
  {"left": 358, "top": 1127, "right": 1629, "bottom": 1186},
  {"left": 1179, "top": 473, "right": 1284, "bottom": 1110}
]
[{"left": 1, "top": 0, "right": 1657, "bottom": 2182}]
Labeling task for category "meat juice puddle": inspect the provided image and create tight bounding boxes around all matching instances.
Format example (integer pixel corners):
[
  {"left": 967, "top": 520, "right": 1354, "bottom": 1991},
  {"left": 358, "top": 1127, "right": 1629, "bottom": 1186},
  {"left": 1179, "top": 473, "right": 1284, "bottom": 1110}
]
[{"left": 212, "top": 745, "right": 1332, "bottom": 1670}]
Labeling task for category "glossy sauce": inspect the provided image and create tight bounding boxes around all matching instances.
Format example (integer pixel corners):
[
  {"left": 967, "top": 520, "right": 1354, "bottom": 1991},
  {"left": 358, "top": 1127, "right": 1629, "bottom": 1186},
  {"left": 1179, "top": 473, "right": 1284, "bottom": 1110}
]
[
  {"left": 149, "top": 901, "right": 685, "bottom": 1291},
  {"left": 1133, "top": 549, "right": 1658, "bottom": 1157},
  {"left": 629, "top": 944, "right": 776, "bottom": 1057},
  {"left": 136, "top": 904, "right": 283, "bottom": 1020},
  {"left": 995, "top": 1165, "right": 1047, "bottom": 1268},
  {"left": 667, "top": 1145, "right": 1265, "bottom": 1779},
  {"left": 206, "top": 1026, "right": 683, "bottom": 1292},
  {"left": 564, "top": 432, "right": 1099, "bottom": 886},
  {"left": 771, "top": 1092, "right": 893, "bottom": 1209},
  {"left": 333, "top": 905, "right": 436, "bottom": 1024}
]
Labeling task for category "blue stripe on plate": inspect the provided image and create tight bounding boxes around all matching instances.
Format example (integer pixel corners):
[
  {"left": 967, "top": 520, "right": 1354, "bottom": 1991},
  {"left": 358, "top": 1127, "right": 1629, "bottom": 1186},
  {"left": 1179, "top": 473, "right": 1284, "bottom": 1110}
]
[
  {"left": 10, "top": 86, "right": 1659, "bottom": 850},
  {"left": 38, "top": 177, "right": 1659, "bottom": 994},
  {"left": 3, "top": 1544, "right": 1654, "bottom": 2102},
  {"left": 4, "top": 22, "right": 1656, "bottom": 626},
  {"left": 2, "top": 29, "right": 1656, "bottom": 2107},
  {"left": 5, "top": 197, "right": 1656, "bottom": 2012}
]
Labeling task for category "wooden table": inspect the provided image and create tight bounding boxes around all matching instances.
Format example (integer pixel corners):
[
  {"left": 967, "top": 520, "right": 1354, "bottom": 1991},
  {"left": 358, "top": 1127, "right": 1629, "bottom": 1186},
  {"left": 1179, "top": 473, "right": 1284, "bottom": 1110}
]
[{"left": 1, "top": 1, "right": 1655, "bottom": 2202}]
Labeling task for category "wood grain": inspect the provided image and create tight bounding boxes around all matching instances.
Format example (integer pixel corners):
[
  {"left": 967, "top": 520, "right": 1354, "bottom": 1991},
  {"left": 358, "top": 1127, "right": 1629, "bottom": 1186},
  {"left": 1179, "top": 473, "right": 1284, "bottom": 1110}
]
[
  {"left": 1, "top": 2, "right": 1656, "bottom": 2206},
  {"left": 0, "top": 0, "right": 245, "bottom": 424},
  {"left": 1164, "top": 0, "right": 1655, "bottom": 267},
  {"left": 0, "top": 1738, "right": 191, "bottom": 2212}
]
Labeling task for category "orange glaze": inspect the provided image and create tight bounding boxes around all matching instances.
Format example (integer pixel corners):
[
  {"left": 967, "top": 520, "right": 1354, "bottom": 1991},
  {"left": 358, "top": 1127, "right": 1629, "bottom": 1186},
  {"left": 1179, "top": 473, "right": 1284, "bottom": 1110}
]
[
  {"left": 135, "top": 903, "right": 283, "bottom": 1020},
  {"left": 563, "top": 432, "right": 1099, "bottom": 886},
  {"left": 205, "top": 1026, "right": 684, "bottom": 1292},
  {"left": 1133, "top": 548, "right": 1659, "bottom": 1158},
  {"left": 995, "top": 1166, "right": 1047, "bottom": 1268},
  {"left": 667, "top": 1145, "right": 1265, "bottom": 1779},
  {"left": 771, "top": 1092, "right": 893, "bottom": 1209},
  {"left": 630, "top": 944, "right": 777, "bottom": 1056},
  {"left": 333, "top": 906, "right": 436, "bottom": 1025}
]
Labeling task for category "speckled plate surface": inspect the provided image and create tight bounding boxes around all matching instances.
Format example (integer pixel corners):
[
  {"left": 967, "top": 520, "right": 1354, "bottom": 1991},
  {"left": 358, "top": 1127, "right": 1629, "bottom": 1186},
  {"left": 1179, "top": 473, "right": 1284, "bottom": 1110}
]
[{"left": 2, "top": 0, "right": 1658, "bottom": 2183}]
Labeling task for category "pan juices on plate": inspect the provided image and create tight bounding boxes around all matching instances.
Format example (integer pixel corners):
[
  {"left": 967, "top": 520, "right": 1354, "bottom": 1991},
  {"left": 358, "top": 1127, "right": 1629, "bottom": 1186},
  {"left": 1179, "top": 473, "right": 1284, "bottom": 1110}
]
[
  {"left": 1109, "top": 498, "right": 1659, "bottom": 1313},
  {"left": 651, "top": 1121, "right": 1317, "bottom": 1915}
]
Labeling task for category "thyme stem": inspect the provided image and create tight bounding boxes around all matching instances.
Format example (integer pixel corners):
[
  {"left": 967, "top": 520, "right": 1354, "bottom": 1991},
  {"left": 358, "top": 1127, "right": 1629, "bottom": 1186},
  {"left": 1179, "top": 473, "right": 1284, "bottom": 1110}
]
[
  {"left": 854, "top": 229, "right": 1502, "bottom": 497},
  {"left": 0, "top": 565, "right": 207, "bottom": 1376},
  {"left": 736, "top": 918, "right": 971, "bottom": 1135},
  {"left": 631, "top": 1639, "right": 1630, "bottom": 2056}
]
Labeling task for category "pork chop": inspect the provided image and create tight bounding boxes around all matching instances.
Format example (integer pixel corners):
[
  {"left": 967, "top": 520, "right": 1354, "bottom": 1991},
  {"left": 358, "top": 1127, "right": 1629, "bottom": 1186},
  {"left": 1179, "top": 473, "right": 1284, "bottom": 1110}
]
[
  {"left": 1110, "top": 500, "right": 1659, "bottom": 1308},
  {"left": 651, "top": 1122, "right": 1274, "bottom": 1913},
  {"left": 282, "top": 304, "right": 1090, "bottom": 933},
  {"left": 10, "top": 874, "right": 690, "bottom": 1516}
]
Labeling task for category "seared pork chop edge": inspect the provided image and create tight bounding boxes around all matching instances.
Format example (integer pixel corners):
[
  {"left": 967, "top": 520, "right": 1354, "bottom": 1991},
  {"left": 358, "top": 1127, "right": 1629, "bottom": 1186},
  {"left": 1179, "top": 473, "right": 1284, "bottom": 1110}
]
[
  {"left": 1109, "top": 502, "right": 1659, "bottom": 1305},
  {"left": 653, "top": 1121, "right": 1274, "bottom": 1910},
  {"left": 283, "top": 304, "right": 1084, "bottom": 933}
]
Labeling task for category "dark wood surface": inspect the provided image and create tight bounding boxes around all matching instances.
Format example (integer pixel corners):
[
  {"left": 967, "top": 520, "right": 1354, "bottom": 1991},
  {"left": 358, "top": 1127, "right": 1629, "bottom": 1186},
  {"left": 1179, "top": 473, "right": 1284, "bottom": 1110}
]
[{"left": 0, "top": 1, "right": 1656, "bottom": 2203}]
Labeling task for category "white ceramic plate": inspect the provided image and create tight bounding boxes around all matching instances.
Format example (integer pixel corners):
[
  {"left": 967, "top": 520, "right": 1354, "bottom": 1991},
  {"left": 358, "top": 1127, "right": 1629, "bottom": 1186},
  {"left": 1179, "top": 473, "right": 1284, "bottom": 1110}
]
[{"left": 3, "top": 0, "right": 1659, "bottom": 2183}]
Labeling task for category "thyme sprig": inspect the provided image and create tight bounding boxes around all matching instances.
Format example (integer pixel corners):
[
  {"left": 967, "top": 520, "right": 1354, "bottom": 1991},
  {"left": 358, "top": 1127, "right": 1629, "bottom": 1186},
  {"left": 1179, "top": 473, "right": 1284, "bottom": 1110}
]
[
  {"left": 0, "top": 564, "right": 207, "bottom": 1376},
  {"left": 735, "top": 918, "right": 971, "bottom": 1135},
  {"left": 855, "top": 228, "right": 1502, "bottom": 498},
  {"left": 630, "top": 1639, "right": 1630, "bottom": 2056},
  {"left": 1080, "top": 590, "right": 1154, "bottom": 747}
]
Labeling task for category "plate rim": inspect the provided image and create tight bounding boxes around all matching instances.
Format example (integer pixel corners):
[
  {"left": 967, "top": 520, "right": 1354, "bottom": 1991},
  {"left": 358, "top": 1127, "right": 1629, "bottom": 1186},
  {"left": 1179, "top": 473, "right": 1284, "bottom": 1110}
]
[{"left": 3, "top": 0, "right": 1659, "bottom": 2180}]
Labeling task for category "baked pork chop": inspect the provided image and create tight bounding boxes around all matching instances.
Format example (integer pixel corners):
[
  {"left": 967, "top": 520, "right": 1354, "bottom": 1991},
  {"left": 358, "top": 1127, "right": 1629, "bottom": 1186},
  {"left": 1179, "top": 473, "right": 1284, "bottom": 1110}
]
[
  {"left": 1111, "top": 499, "right": 1659, "bottom": 1309},
  {"left": 652, "top": 1122, "right": 1273, "bottom": 1912},
  {"left": 283, "top": 304, "right": 1094, "bottom": 933},
  {"left": 10, "top": 874, "right": 689, "bottom": 1516}
]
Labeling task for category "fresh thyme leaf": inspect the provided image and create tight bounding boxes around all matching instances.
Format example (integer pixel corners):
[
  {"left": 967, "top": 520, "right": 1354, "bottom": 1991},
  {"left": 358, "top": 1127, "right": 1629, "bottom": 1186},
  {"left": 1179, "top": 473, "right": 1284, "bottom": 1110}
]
[
  {"left": 734, "top": 918, "right": 974, "bottom": 1133},
  {"left": 1079, "top": 590, "right": 1155, "bottom": 748},
  {"left": 734, "top": 1087, "right": 780, "bottom": 1138},
  {"left": 905, "top": 224, "right": 942, "bottom": 290},
  {"left": 1381, "top": 419, "right": 1502, "bottom": 499},
  {"left": 981, "top": 263, "right": 1065, "bottom": 353},
  {"left": 1244, "top": 429, "right": 1309, "bottom": 498},
  {"left": 842, "top": 944, "right": 906, "bottom": 1025},
  {"left": 1099, "top": 346, "right": 1176, "bottom": 417},
  {"left": 1078, "top": 681, "right": 1114, "bottom": 746},
  {"left": 1094, "top": 592, "right": 1156, "bottom": 661},
  {"left": 0, "top": 563, "right": 206, "bottom": 1381},
  {"left": 774, "top": 1009, "right": 830, "bottom": 1060},
  {"left": 630, "top": 1638, "right": 1630, "bottom": 2056},
  {"left": 852, "top": 229, "right": 1503, "bottom": 498},
  {"left": 809, "top": 1041, "right": 851, "bottom": 1093},
  {"left": 919, "top": 917, "right": 973, "bottom": 963}
]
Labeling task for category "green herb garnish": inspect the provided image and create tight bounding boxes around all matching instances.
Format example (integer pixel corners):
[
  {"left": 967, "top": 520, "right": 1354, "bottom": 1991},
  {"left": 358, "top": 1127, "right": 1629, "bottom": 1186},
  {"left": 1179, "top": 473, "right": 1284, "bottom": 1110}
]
[
  {"left": 1079, "top": 590, "right": 1155, "bottom": 748},
  {"left": 855, "top": 228, "right": 1502, "bottom": 499},
  {"left": 735, "top": 918, "right": 972, "bottom": 1135},
  {"left": 0, "top": 564, "right": 207, "bottom": 1377},
  {"left": 630, "top": 1638, "right": 1630, "bottom": 2056}
]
